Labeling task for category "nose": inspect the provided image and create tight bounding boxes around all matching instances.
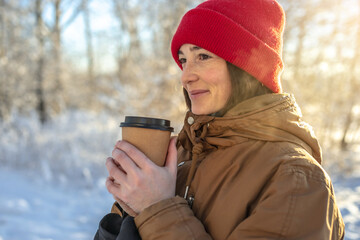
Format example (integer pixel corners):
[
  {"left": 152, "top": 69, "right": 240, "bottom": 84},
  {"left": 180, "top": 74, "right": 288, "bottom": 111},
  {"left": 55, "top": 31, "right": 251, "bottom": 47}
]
[{"left": 181, "top": 62, "right": 198, "bottom": 87}]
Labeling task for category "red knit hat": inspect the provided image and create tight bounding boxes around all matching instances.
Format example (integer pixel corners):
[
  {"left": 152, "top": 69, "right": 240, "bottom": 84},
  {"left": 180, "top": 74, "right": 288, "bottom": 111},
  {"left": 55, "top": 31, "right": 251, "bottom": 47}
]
[{"left": 171, "top": 0, "right": 285, "bottom": 93}]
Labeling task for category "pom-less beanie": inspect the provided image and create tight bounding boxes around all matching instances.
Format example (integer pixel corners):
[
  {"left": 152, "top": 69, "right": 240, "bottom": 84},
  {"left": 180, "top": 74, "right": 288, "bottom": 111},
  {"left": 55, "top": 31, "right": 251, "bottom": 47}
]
[{"left": 171, "top": 0, "right": 286, "bottom": 93}]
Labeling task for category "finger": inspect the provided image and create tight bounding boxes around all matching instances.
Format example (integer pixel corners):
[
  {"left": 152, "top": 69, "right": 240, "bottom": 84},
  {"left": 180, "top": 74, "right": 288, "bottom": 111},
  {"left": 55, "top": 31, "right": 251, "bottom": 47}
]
[
  {"left": 106, "top": 157, "right": 127, "bottom": 183},
  {"left": 115, "top": 140, "right": 151, "bottom": 169},
  {"left": 110, "top": 155, "right": 125, "bottom": 172},
  {"left": 112, "top": 147, "right": 139, "bottom": 176},
  {"left": 106, "top": 177, "right": 122, "bottom": 197},
  {"left": 165, "top": 136, "right": 178, "bottom": 175}
]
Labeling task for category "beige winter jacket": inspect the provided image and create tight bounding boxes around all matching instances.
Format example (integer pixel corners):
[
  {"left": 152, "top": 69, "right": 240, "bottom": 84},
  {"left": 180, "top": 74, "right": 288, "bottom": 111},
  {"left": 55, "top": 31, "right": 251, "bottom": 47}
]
[{"left": 117, "top": 93, "right": 345, "bottom": 239}]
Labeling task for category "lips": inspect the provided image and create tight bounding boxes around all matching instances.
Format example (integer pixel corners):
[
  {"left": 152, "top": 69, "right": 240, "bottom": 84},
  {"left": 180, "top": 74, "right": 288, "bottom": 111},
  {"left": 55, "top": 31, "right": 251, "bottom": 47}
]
[{"left": 189, "top": 89, "right": 209, "bottom": 99}]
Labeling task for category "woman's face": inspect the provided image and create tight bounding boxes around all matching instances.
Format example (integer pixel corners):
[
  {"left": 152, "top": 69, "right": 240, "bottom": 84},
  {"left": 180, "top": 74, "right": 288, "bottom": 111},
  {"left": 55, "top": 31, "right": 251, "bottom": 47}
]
[{"left": 178, "top": 44, "right": 232, "bottom": 115}]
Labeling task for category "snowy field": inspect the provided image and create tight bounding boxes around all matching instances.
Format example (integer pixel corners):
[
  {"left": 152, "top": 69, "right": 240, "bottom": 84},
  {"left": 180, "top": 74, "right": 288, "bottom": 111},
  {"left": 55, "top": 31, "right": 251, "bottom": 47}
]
[
  {"left": 0, "top": 111, "right": 359, "bottom": 240},
  {"left": 0, "top": 168, "right": 114, "bottom": 240}
]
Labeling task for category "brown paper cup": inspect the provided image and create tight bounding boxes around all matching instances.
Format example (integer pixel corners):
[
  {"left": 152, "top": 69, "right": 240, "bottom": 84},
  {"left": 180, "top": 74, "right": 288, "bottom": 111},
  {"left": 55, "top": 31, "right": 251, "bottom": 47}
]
[{"left": 120, "top": 116, "right": 174, "bottom": 166}]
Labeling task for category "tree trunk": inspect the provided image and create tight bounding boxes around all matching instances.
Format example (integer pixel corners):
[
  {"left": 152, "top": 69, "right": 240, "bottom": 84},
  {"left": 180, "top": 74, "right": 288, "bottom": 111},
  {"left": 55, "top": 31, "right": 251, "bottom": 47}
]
[
  {"left": 113, "top": 0, "right": 141, "bottom": 84},
  {"left": 52, "top": 0, "right": 64, "bottom": 112},
  {"left": 0, "top": 0, "right": 5, "bottom": 59},
  {"left": 293, "top": 14, "right": 306, "bottom": 82},
  {"left": 0, "top": 0, "right": 6, "bottom": 119},
  {"left": 82, "top": 0, "right": 96, "bottom": 109},
  {"left": 35, "top": 0, "right": 47, "bottom": 124},
  {"left": 83, "top": 0, "right": 94, "bottom": 86}
]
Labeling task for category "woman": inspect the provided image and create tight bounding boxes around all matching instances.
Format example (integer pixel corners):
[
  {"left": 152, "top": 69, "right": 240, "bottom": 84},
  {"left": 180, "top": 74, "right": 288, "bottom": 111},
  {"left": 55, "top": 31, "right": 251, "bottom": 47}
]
[{"left": 95, "top": 0, "right": 345, "bottom": 239}]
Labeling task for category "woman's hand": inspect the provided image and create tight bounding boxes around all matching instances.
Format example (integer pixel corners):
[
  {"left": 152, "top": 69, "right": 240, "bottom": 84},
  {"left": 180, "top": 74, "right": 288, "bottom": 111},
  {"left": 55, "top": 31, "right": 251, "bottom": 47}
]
[{"left": 105, "top": 137, "right": 178, "bottom": 216}]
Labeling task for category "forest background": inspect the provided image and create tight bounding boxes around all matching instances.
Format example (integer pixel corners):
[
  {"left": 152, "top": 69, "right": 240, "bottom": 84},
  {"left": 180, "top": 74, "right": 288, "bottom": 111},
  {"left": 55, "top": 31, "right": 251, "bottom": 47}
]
[{"left": 0, "top": 0, "right": 359, "bottom": 239}]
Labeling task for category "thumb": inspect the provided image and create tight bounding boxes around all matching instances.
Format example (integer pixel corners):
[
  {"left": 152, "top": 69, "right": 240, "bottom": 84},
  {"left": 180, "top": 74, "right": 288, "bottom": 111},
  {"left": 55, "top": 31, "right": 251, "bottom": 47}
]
[{"left": 165, "top": 136, "right": 178, "bottom": 174}]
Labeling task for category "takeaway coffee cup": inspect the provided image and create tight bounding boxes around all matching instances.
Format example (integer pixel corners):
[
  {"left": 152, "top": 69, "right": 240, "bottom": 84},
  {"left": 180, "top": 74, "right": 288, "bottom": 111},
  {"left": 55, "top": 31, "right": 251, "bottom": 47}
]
[{"left": 120, "top": 116, "right": 174, "bottom": 166}]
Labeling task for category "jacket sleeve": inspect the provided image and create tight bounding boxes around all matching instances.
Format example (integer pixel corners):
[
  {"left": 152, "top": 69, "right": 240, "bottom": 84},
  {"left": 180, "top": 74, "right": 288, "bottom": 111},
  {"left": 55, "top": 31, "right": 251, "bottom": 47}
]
[
  {"left": 227, "top": 165, "right": 345, "bottom": 239},
  {"left": 134, "top": 165, "right": 344, "bottom": 240},
  {"left": 135, "top": 196, "right": 212, "bottom": 240}
]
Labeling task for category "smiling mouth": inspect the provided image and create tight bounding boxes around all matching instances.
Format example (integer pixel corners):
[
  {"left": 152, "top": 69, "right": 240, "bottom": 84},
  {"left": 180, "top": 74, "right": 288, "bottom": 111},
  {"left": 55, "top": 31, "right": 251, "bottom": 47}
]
[{"left": 189, "top": 90, "right": 209, "bottom": 99}]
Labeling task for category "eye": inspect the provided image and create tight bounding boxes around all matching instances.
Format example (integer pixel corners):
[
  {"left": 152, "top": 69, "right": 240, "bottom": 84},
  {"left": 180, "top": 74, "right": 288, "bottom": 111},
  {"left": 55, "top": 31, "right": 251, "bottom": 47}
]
[
  {"left": 178, "top": 57, "right": 186, "bottom": 64},
  {"left": 199, "top": 53, "right": 211, "bottom": 60}
]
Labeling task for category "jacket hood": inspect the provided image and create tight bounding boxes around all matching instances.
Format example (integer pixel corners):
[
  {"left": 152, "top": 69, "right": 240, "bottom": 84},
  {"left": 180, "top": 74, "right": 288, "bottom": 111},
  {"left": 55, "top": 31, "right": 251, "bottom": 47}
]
[{"left": 178, "top": 93, "right": 322, "bottom": 164}]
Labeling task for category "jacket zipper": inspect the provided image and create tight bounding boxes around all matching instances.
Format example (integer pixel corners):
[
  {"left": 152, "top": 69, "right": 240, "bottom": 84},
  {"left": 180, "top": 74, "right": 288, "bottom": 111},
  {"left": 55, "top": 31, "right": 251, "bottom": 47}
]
[{"left": 187, "top": 195, "right": 195, "bottom": 209}]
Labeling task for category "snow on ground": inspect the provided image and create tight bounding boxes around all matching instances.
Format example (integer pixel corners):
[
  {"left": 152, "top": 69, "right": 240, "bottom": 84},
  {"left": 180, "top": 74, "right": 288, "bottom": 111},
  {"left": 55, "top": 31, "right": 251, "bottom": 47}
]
[
  {"left": 0, "top": 167, "right": 114, "bottom": 240},
  {"left": 333, "top": 174, "right": 360, "bottom": 240},
  {"left": 0, "top": 111, "right": 359, "bottom": 239},
  {"left": 0, "top": 111, "right": 120, "bottom": 240}
]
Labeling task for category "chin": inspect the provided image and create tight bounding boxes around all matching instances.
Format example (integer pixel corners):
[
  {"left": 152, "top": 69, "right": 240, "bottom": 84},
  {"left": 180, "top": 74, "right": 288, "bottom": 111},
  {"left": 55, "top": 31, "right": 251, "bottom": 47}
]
[{"left": 191, "top": 107, "right": 213, "bottom": 116}]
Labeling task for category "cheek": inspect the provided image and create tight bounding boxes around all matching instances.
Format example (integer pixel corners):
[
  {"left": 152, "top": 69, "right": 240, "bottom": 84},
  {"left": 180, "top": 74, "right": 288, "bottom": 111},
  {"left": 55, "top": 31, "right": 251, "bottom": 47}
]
[
  {"left": 215, "top": 71, "right": 232, "bottom": 94},
  {"left": 224, "top": 80, "right": 232, "bottom": 98},
  {"left": 218, "top": 84, "right": 232, "bottom": 106},
  {"left": 218, "top": 74, "right": 232, "bottom": 104}
]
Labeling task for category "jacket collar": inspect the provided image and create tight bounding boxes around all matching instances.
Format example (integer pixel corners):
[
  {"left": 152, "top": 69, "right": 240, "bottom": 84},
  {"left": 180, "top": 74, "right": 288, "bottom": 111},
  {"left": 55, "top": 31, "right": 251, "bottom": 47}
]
[{"left": 178, "top": 93, "right": 322, "bottom": 164}]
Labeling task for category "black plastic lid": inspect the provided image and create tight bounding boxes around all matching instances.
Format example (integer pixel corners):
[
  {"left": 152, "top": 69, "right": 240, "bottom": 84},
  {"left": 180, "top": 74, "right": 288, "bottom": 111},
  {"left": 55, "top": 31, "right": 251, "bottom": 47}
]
[{"left": 120, "top": 116, "right": 174, "bottom": 132}]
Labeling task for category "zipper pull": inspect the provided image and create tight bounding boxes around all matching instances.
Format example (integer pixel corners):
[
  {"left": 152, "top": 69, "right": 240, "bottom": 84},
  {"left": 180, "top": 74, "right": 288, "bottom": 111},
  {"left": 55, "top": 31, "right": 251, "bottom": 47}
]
[
  {"left": 187, "top": 195, "right": 195, "bottom": 209},
  {"left": 184, "top": 186, "right": 189, "bottom": 199}
]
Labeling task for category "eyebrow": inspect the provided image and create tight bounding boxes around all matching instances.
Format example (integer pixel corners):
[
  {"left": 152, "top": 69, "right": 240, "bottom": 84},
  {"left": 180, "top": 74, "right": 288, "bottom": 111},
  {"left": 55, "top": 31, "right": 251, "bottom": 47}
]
[{"left": 178, "top": 46, "right": 203, "bottom": 55}]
